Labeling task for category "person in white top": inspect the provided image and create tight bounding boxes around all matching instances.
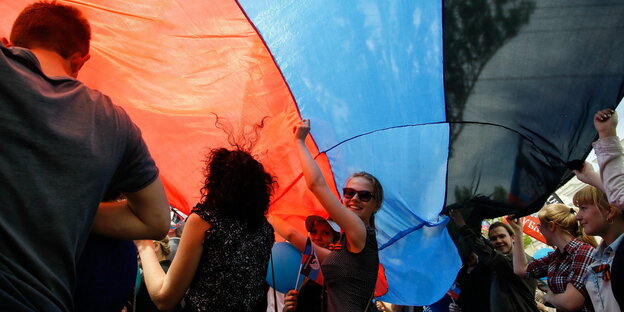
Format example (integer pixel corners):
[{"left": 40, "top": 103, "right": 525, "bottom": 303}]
[{"left": 573, "top": 108, "right": 624, "bottom": 311}]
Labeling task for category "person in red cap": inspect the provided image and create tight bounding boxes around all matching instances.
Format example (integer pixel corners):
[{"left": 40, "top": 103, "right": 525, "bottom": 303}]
[{"left": 269, "top": 214, "right": 340, "bottom": 312}]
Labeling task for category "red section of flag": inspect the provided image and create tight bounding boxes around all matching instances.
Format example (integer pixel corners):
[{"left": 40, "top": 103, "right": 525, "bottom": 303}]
[
  {"left": 161, "top": 175, "right": 190, "bottom": 216},
  {"left": 374, "top": 263, "right": 389, "bottom": 297}
]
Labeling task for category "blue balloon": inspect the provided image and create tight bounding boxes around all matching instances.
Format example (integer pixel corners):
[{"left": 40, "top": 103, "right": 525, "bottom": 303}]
[{"left": 266, "top": 242, "right": 305, "bottom": 293}]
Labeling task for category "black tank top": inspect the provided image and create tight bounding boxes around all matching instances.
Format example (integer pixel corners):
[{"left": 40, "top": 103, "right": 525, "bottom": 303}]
[{"left": 321, "top": 226, "right": 378, "bottom": 312}]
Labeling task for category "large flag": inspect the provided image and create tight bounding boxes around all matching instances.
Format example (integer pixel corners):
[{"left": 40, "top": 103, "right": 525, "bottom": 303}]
[
  {"left": 297, "top": 237, "right": 323, "bottom": 288},
  {"left": 2, "top": 0, "right": 622, "bottom": 306}
]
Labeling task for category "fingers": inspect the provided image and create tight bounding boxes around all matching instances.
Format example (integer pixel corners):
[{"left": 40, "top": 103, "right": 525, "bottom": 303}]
[
  {"left": 505, "top": 215, "right": 520, "bottom": 225},
  {"left": 283, "top": 290, "right": 298, "bottom": 312},
  {"left": 293, "top": 119, "right": 311, "bottom": 132},
  {"left": 595, "top": 108, "right": 616, "bottom": 122},
  {"left": 293, "top": 119, "right": 311, "bottom": 141}
]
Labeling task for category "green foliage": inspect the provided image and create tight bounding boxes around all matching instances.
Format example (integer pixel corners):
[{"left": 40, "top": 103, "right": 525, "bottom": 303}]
[{"left": 523, "top": 234, "right": 532, "bottom": 249}]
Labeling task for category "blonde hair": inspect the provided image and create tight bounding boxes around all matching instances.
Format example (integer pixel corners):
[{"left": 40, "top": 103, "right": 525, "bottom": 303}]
[
  {"left": 154, "top": 236, "right": 171, "bottom": 258},
  {"left": 573, "top": 184, "right": 624, "bottom": 224},
  {"left": 538, "top": 203, "right": 597, "bottom": 247},
  {"left": 573, "top": 185, "right": 611, "bottom": 212}
]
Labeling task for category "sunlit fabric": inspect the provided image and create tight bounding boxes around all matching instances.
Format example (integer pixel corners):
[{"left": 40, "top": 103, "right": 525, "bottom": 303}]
[{"left": 1, "top": 0, "right": 623, "bottom": 306}]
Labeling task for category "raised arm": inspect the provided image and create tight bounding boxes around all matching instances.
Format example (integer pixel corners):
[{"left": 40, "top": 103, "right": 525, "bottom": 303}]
[
  {"left": 267, "top": 214, "right": 330, "bottom": 261},
  {"left": 135, "top": 213, "right": 209, "bottom": 311},
  {"left": 506, "top": 216, "right": 528, "bottom": 276},
  {"left": 294, "top": 120, "right": 367, "bottom": 252},
  {"left": 593, "top": 109, "right": 624, "bottom": 210},
  {"left": 451, "top": 211, "right": 511, "bottom": 274},
  {"left": 572, "top": 161, "right": 605, "bottom": 191},
  {"left": 92, "top": 177, "right": 169, "bottom": 240}
]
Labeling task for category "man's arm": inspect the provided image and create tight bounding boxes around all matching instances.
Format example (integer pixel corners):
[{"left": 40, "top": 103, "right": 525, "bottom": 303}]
[
  {"left": 449, "top": 210, "right": 503, "bottom": 268},
  {"left": 92, "top": 177, "right": 169, "bottom": 239},
  {"left": 508, "top": 217, "right": 529, "bottom": 276}
]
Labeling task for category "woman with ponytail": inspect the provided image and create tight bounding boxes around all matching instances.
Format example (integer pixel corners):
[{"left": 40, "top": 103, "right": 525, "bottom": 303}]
[
  {"left": 508, "top": 204, "right": 596, "bottom": 311},
  {"left": 574, "top": 185, "right": 624, "bottom": 312}
]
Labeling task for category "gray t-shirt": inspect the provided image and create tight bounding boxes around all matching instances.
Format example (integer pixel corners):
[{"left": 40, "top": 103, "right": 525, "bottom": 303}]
[{"left": 0, "top": 44, "right": 159, "bottom": 311}]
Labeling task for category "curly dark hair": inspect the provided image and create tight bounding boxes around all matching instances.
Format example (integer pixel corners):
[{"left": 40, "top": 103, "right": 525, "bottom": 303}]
[{"left": 195, "top": 148, "right": 276, "bottom": 230}]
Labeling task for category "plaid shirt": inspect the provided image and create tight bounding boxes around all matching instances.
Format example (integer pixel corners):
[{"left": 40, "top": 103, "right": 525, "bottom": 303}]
[{"left": 526, "top": 239, "right": 595, "bottom": 312}]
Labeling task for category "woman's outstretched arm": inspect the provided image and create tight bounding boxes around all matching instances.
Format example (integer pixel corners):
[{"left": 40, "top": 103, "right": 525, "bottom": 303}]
[
  {"left": 267, "top": 214, "right": 330, "bottom": 261},
  {"left": 136, "top": 213, "right": 210, "bottom": 311},
  {"left": 293, "top": 119, "right": 367, "bottom": 252}
]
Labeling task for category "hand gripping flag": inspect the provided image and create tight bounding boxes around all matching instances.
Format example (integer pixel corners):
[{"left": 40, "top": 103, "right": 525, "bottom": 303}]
[{"left": 295, "top": 237, "right": 323, "bottom": 290}]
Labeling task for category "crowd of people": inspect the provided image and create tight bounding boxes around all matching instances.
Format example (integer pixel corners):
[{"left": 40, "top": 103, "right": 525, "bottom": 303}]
[{"left": 0, "top": 1, "right": 622, "bottom": 312}]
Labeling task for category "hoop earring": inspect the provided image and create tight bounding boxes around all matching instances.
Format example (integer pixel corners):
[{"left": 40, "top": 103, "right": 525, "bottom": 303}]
[{"left": 607, "top": 217, "right": 614, "bottom": 225}]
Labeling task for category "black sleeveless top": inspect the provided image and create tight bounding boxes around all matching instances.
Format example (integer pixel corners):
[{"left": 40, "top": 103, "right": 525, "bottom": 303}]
[
  {"left": 321, "top": 225, "right": 378, "bottom": 312},
  {"left": 184, "top": 211, "right": 274, "bottom": 311}
]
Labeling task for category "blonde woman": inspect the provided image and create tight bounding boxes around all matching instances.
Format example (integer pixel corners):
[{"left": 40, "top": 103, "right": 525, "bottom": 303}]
[
  {"left": 573, "top": 108, "right": 624, "bottom": 309},
  {"left": 508, "top": 204, "right": 596, "bottom": 311},
  {"left": 294, "top": 119, "right": 382, "bottom": 312},
  {"left": 574, "top": 185, "right": 624, "bottom": 312}
]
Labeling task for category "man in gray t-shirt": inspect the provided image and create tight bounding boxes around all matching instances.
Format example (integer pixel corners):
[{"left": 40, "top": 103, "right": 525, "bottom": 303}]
[{"left": 0, "top": 2, "right": 169, "bottom": 311}]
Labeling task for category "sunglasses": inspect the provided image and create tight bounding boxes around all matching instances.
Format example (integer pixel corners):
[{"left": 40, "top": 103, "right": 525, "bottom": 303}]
[{"left": 343, "top": 188, "right": 374, "bottom": 202}]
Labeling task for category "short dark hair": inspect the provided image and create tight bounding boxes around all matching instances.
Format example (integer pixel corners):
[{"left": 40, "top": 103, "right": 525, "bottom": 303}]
[
  {"left": 10, "top": 1, "right": 91, "bottom": 58},
  {"left": 488, "top": 221, "right": 514, "bottom": 237}
]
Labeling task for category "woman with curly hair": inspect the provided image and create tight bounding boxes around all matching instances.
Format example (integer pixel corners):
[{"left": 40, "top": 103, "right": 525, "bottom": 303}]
[
  {"left": 293, "top": 119, "right": 383, "bottom": 312},
  {"left": 136, "top": 148, "right": 276, "bottom": 312}
]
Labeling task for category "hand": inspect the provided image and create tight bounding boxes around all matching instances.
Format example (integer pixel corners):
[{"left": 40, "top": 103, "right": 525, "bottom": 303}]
[
  {"left": 449, "top": 302, "right": 462, "bottom": 312},
  {"left": 594, "top": 108, "right": 617, "bottom": 138},
  {"left": 293, "top": 119, "right": 310, "bottom": 142},
  {"left": 283, "top": 289, "right": 299, "bottom": 312},
  {"left": 448, "top": 209, "right": 466, "bottom": 228},
  {"left": 572, "top": 161, "right": 599, "bottom": 184},
  {"left": 505, "top": 215, "right": 523, "bottom": 234}
]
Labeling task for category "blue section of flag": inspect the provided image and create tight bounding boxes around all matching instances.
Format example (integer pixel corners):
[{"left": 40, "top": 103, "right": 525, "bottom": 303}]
[
  {"left": 239, "top": 0, "right": 446, "bottom": 148},
  {"left": 238, "top": 0, "right": 458, "bottom": 305}
]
